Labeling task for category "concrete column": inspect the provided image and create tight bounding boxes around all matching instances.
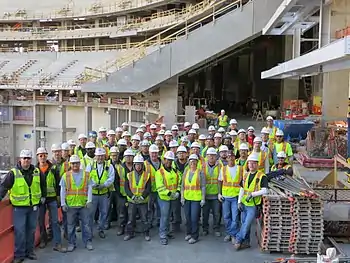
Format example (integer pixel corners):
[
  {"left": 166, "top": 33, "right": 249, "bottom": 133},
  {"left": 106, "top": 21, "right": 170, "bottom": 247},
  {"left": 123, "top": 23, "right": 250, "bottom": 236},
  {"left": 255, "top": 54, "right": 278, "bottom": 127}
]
[
  {"left": 128, "top": 97, "right": 132, "bottom": 133},
  {"left": 32, "top": 41, "right": 38, "bottom": 51},
  {"left": 108, "top": 98, "right": 112, "bottom": 128},
  {"left": 159, "top": 77, "right": 178, "bottom": 127},
  {"left": 95, "top": 38, "right": 99, "bottom": 51},
  {"left": 8, "top": 106, "right": 16, "bottom": 165},
  {"left": 126, "top": 37, "right": 131, "bottom": 48},
  {"left": 292, "top": 28, "right": 301, "bottom": 58},
  {"left": 250, "top": 52, "right": 256, "bottom": 98},
  {"left": 39, "top": 106, "right": 45, "bottom": 148},
  {"left": 116, "top": 109, "right": 119, "bottom": 127},
  {"left": 61, "top": 106, "right": 67, "bottom": 142}
]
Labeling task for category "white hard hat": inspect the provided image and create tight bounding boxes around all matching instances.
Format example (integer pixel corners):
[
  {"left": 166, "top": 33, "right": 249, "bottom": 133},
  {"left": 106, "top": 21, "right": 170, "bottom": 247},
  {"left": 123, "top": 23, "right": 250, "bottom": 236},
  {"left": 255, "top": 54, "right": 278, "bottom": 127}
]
[
  {"left": 133, "top": 154, "right": 144, "bottom": 163},
  {"left": 276, "top": 129, "right": 284, "bottom": 136},
  {"left": 239, "top": 143, "right": 249, "bottom": 151},
  {"left": 86, "top": 142, "right": 96, "bottom": 149},
  {"left": 140, "top": 124, "right": 146, "bottom": 128},
  {"left": 181, "top": 136, "right": 189, "bottom": 142},
  {"left": 36, "top": 147, "right": 48, "bottom": 155},
  {"left": 221, "top": 109, "right": 225, "bottom": 113},
  {"left": 132, "top": 134, "right": 141, "bottom": 141},
  {"left": 51, "top": 143, "right": 61, "bottom": 151},
  {"left": 198, "top": 134, "right": 206, "bottom": 140},
  {"left": 164, "top": 151, "right": 175, "bottom": 160},
  {"left": 161, "top": 124, "right": 166, "bottom": 129},
  {"left": 218, "top": 127, "right": 225, "bottom": 133},
  {"left": 122, "top": 122, "right": 128, "bottom": 127},
  {"left": 69, "top": 155, "right": 80, "bottom": 163},
  {"left": 78, "top": 133, "right": 87, "bottom": 140},
  {"left": 191, "top": 142, "right": 201, "bottom": 148},
  {"left": 95, "top": 148, "right": 106, "bottom": 156},
  {"left": 110, "top": 146, "right": 119, "bottom": 153},
  {"left": 208, "top": 126, "right": 216, "bottom": 132},
  {"left": 124, "top": 149, "right": 135, "bottom": 156},
  {"left": 247, "top": 126, "right": 255, "bottom": 132},
  {"left": 177, "top": 146, "right": 187, "bottom": 153},
  {"left": 144, "top": 132, "right": 151, "bottom": 138},
  {"left": 98, "top": 127, "right": 107, "bottom": 132},
  {"left": 20, "top": 149, "right": 33, "bottom": 158},
  {"left": 169, "top": 140, "right": 179, "bottom": 148},
  {"left": 117, "top": 139, "right": 127, "bottom": 146},
  {"left": 141, "top": 140, "right": 150, "bottom": 146},
  {"left": 219, "top": 145, "right": 229, "bottom": 152},
  {"left": 192, "top": 123, "right": 200, "bottom": 130},
  {"left": 238, "top": 129, "right": 246, "bottom": 134},
  {"left": 149, "top": 144, "right": 159, "bottom": 153},
  {"left": 207, "top": 147, "right": 217, "bottom": 155},
  {"left": 171, "top": 125, "right": 179, "bottom": 131},
  {"left": 214, "top": 133, "right": 222, "bottom": 138},
  {"left": 122, "top": 131, "right": 131, "bottom": 137},
  {"left": 277, "top": 151, "right": 287, "bottom": 158},
  {"left": 61, "top": 142, "right": 70, "bottom": 150},
  {"left": 253, "top": 137, "right": 262, "bottom": 143},
  {"left": 159, "top": 130, "right": 165, "bottom": 135},
  {"left": 261, "top": 127, "right": 270, "bottom": 134},
  {"left": 184, "top": 122, "right": 191, "bottom": 127},
  {"left": 107, "top": 130, "right": 116, "bottom": 136},
  {"left": 247, "top": 153, "right": 259, "bottom": 162},
  {"left": 266, "top": 116, "right": 274, "bottom": 121},
  {"left": 136, "top": 128, "right": 144, "bottom": 133},
  {"left": 230, "top": 119, "right": 237, "bottom": 125},
  {"left": 229, "top": 130, "right": 237, "bottom": 136},
  {"left": 156, "top": 136, "right": 164, "bottom": 141},
  {"left": 150, "top": 124, "right": 157, "bottom": 129},
  {"left": 67, "top": 139, "right": 76, "bottom": 146},
  {"left": 189, "top": 154, "right": 199, "bottom": 160},
  {"left": 115, "top": 127, "right": 123, "bottom": 132},
  {"left": 164, "top": 130, "right": 172, "bottom": 136}
]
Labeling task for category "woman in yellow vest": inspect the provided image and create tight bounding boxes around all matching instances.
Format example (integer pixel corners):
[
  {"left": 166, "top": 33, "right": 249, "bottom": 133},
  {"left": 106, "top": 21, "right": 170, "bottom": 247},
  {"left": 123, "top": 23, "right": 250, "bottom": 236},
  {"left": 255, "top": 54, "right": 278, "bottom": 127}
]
[
  {"left": 235, "top": 153, "right": 268, "bottom": 250},
  {"left": 217, "top": 109, "right": 229, "bottom": 129},
  {"left": 181, "top": 154, "right": 206, "bottom": 244}
]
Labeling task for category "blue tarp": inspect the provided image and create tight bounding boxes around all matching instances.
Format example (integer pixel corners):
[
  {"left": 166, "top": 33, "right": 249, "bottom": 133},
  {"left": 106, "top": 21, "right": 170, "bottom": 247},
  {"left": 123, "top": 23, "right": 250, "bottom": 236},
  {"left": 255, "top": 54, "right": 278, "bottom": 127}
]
[{"left": 273, "top": 120, "right": 314, "bottom": 140}]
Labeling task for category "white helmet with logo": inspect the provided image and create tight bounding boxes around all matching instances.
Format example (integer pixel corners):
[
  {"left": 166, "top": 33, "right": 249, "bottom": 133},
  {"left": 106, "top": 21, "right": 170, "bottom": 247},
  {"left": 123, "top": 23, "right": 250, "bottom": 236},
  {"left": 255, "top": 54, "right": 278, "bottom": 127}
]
[
  {"left": 219, "top": 145, "right": 229, "bottom": 152},
  {"left": 169, "top": 140, "right": 179, "bottom": 148},
  {"left": 261, "top": 127, "right": 269, "bottom": 134},
  {"left": 69, "top": 155, "right": 80, "bottom": 163},
  {"left": 107, "top": 130, "right": 116, "bottom": 136},
  {"left": 277, "top": 151, "right": 287, "bottom": 158},
  {"left": 218, "top": 127, "right": 225, "bottom": 133},
  {"left": 171, "top": 125, "right": 179, "bottom": 131},
  {"left": 192, "top": 123, "right": 200, "bottom": 130},
  {"left": 61, "top": 142, "right": 70, "bottom": 151},
  {"left": 36, "top": 147, "right": 48, "bottom": 155},
  {"left": 164, "top": 151, "right": 175, "bottom": 160},
  {"left": 239, "top": 143, "right": 249, "bottom": 151},
  {"left": 124, "top": 149, "right": 135, "bottom": 157},
  {"left": 20, "top": 149, "right": 33, "bottom": 158},
  {"left": 51, "top": 144, "right": 61, "bottom": 151},
  {"left": 184, "top": 122, "right": 191, "bottom": 127},
  {"left": 133, "top": 154, "right": 144, "bottom": 163},
  {"left": 86, "top": 142, "right": 96, "bottom": 149},
  {"left": 276, "top": 129, "right": 284, "bottom": 136},
  {"left": 229, "top": 119, "right": 237, "bottom": 125},
  {"left": 95, "top": 148, "right": 106, "bottom": 156},
  {"left": 191, "top": 142, "right": 201, "bottom": 148},
  {"left": 253, "top": 137, "right": 262, "bottom": 143},
  {"left": 117, "top": 139, "right": 127, "bottom": 146},
  {"left": 176, "top": 146, "right": 187, "bottom": 153},
  {"left": 132, "top": 134, "right": 141, "bottom": 141},
  {"left": 189, "top": 154, "right": 199, "bottom": 161},
  {"left": 149, "top": 144, "right": 159, "bottom": 153},
  {"left": 208, "top": 126, "right": 216, "bottom": 132},
  {"left": 150, "top": 124, "right": 157, "bottom": 129},
  {"left": 199, "top": 134, "right": 206, "bottom": 140},
  {"left": 206, "top": 147, "right": 217, "bottom": 155},
  {"left": 247, "top": 153, "right": 259, "bottom": 162},
  {"left": 122, "top": 131, "right": 131, "bottom": 137},
  {"left": 110, "top": 146, "right": 119, "bottom": 153}
]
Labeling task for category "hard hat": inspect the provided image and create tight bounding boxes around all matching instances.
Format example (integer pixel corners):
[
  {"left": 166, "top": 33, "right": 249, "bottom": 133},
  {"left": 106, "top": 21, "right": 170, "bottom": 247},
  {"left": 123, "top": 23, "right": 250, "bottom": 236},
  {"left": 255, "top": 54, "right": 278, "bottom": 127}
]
[
  {"left": 214, "top": 133, "right": 222, "bottom": 138},
  {"left": 95, "top": 148, "right": 106, "bottom": 156},
  {"left": 36, "top": 147, "right": 48, "bottom": 155},
  {"left": 110, "top": 146, "right": 119, "bottom": 153},
  {"left": 229, "top": 130, "right": 237, "bottom": 136},
  {"left": 189, "top": 154, "right": 199, "bottom": 161},
  {"left": 86, "top": 142, "right": 96, "bottom": 149},
  {"left": 133, "top": 154, "right": 144, "bottom": 163},
  {"left": 164, "top": 130, "right": 172, "bottom": 136},
  {"left": 88, "top": 131, "right": 97, "bottom": 137},
  {"left": 107, "top": 130, "right": 116, "bottom": 136},
  {"left": 122, "top": 131, "right": 131, "bottom": 137},
  {"left": 238, "top": 129, "right": 246, "bottom": 134},
  {"left": 124, "top": 149, "right": 135, "bottom": 157},
  {"left": 261, "top": 127, "right": 269, "bottom": 134},
  {"left": 266, "top": 116, "right": 274, "bottom": 121},
  {"left": 277, "top": 151, "right": 287, "bottom": 158},
  {"left": 192, "top": 123, "right": 200, "bottom": 130},
  {"left": 239, "top": 143, "right": 249, "bottom": 151},
  {"left": 184, "top": 122, "right": 191, "bottom": 127},
  {"left": 221, "top": 109, "right": 225, "bottom": 113},
  {"left": 171, "top": 125, "right": 179, "bottom": 131},
  {"left": 181, "top": 136, "right": 189, "bottom": 142},
  {"left": 247, "top": 126, "right": 255, "bottom": 132},
  {"left": 198, "top": 134, "right": 206, "bottom": 140},
  {"left": 253, "top": 137, "right": 262, "bottom": 143},
  {"left": 276, "top": 129, "right": 284, "bottom": 136},
  {"left": 51, "top": 144, "right": 61, "bottom": 151},
  {"left": 69, "top": 155, "right": 80, "bottom": 163},
  {"left": 98, "top": 127, "right": 107, "bottom": 132},
  {"left": 117, "top": 139, "right": 127, "bottom": 146},
  {"left": 207, "top": 147, "right": 217, "bottom": 155},
  {"left": 149, "top": 144, "right": 159, "bottom": 153},
  {"left": 132, "top": 134, "right": 141, "bottom": 141},
  {"left": 164, "top": 151, "right": 175, "bottom": 160},
  {"left": 218, "top": 127, "right": 225, "bottom": 133},
  {"left": 155, "top": 136, "right": 164, "bottom": 141},
  {"left": 150, "top": 124, "right": 157, "bottom": 129},
  {"left": 136, "top": 128, "right": 144, "bottom": 133},
  {"left": 140, "top": 124, "right": 146, "bottom": 128},
  {"left": 247, "top": 153, "right": 259, "bottom": 162},
  {"left": 20, "top": 149, "right": 33, "bottom": 158},
  {"left": 158, "top": 130, "right": 165, "bottom": 135},
  {"left": 169, "top": 140, "right": 179, "bottom": 148},
  {"left": 78, "top": 133, "right": 87, "bottom": 140},
  {"left": 206, "top": 135, "right": 214, "bottom": 140},
  {"left": 223, "top": 134, "right": 231, "bottom": 140},
  {"left": 230, "top": 119, "right": 237, "bottom": 125},
  {"left": 188, "top": 129, "right": 196, "bottom": 135},
  {"left": 219, "top": 145, "right": 229, "bottom": 152},
  {"left": 191, "top": 142, "right": 200, "bottom": 148},
  {"left": 177, "top": 146, "right": 187, "bottom": 153},
  {"left": 144, "top": 132, "right": 151, "bottom": 138},
  {"left": 208, "top": 126, "right": 216, "bottom": 132},
  {"left": 161, "top": 123, "right": 166, "bottom": 128},
  {"left": 115, "top": 127, "right": 123, "bottom": 132},
  {"left": 67, "top": 139, "right": 76, "bottom": 146},
  {"left": 61, "top": 142, "right": 70, "bottom": 150},
  {"left": 122, "top": 122, "right": 128, "bottom": 127},
  {"left": 141, "top": 140, "right": 150, "bottom": 146}
]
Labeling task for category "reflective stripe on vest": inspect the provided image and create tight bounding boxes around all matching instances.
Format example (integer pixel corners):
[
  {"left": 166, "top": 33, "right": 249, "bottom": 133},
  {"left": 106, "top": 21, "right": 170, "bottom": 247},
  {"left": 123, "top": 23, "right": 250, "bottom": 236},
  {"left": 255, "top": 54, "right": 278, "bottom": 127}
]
[
  {"left": 65, "top": 171, "right": 89, "bottom": 207},
  {"left": 159, "top": 168, "right": 179, "bottom": 191},
  {"left": 46, "top": 167, "right": 56, "bottom": 197},
  {"left": 242, "top": 171, "right": 264, "bottom": 206},
  {"left": 127, "top": 167, "right": 150, "bottom": 203},
  {"left": 118, "top": 165, "right": 127, "bottom": 196},
  {"left": 90, "top": 161, "right": 109, "bottom": 195},
  {"left": 202, "top": 162, "right": 220, "bottom": 195},
  {"left": 183, "top": 169, "right": 202, "bottom": 201},
  {"left": 258, "top": 152, "right": 267, "bottom": 171}
]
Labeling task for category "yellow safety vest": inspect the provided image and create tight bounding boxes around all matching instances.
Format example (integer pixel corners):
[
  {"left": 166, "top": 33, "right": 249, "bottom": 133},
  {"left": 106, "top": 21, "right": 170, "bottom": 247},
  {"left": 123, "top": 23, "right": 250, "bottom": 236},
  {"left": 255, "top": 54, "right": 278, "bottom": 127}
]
[
  {"left": 156, "top": 167, "right": 180, "bottom": 201},
  {"left": 202, "top": 162, "right": 220, "bottom": 195},
  {"left": 9, "top": 168, "right": 41, "bottom": 206},
  {"left": 183, "top": 169, "right": 202, "bottom": 201},
  {"left": 221, "top": 165, "right": 243, "bottom": 197},
  {"left": 126, "top": 168, "right": 150, "bottom": 203},
  {"left": 256, "top": 151, "right": 268, "bottom": 173},
  {"left": 63, "top": 171, "right": 89, "bottom": 207},
  {"left": 218, "top": 115, "right": 229, "bottom": 127},
  {"left": 59, "top": 161, "right": 70, "bottom": 177},
  {"left": 45, "top": 166, "right": 57, "bottom": 198},
  {"left": 81, "top": 156, "right": 94, "bottom": 169},
  {"left": 235, "top": 159, "right": 248, "bottom": 172},
  {"left": 241, "top": 171, "right": 265, "bottom": 206},
  {"left": 271, "top": 163, "right": 291, "bottom": 171},
  {"left": 90, "top": 161, "right": 110, "bottom": 195},
  {"left": 144, "top": 160, "right": 160, "bottom": 192},
  {"left": 117, "top": 164, "right": 127, "bottom": 196},
  {"left": 74, "top": 146, "right": 85, "bottom": 159},
  {"left": 266, "top": 126, "right": 277, "bottom": 142}
]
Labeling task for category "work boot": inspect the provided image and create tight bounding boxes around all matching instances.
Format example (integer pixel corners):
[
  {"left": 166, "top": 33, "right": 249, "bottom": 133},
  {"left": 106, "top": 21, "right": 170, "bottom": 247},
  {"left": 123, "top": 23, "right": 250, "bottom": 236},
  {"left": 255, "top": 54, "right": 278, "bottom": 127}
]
[
  {"left": 160, "top": 238, "right": 168, "bottom": 245},
  {"left": 184, "top": 235, "right": 191, "bottom": 241},
  {"left": 215, "top": 231, "right": 221, "bottom": 237},
  {"left": 13, "top": 259, "right": 24, "bottom": 263},
  {"left": 144, "top": 233, "right": 151, "bottom": 241},
  {"left": 76, "top": 226, "right": 81, "bottom": 232},
  {"left": 99, "top": 231, "right": 106, "bottom": 239},
  {"left": 231, "top": 237, "right": 236, "bottom": 244},
  {"left": 241, "top": 243, "right": 251, "bottom": 249},
  {"left": 124, "top": 234, "right": 133, "bottom": 241},
  {"left": 234, "top": 243, "right": 242, "bottom": 251},
  {"left": 117, "top": 227, "right": 124, "bottom": 236},
  {"left": 223, "top": 235, "right": 231, "bottom": 242},
  {"left": 67, "top": 244, "right": 75, "bottom": 252},
  {"left": 53, "top": 244, "right": 67, "bottom": 253},
  {"left": 86, "top": 242, "right": 94, "bottom": 251},
  {"left": 188, "top": 238, "right": 198, "bottom": 244},
  {"left": 202, "top": 230, "right": 208, "bottom": 236},
  {"left": 167, "top": 233, "right": 175, "bottom": 239},
  {"left": 39, "top": 241, "right": 46, "bottom": 249},
  {"left": 26, "top": 253, "right": 37, "bottom": 260}
]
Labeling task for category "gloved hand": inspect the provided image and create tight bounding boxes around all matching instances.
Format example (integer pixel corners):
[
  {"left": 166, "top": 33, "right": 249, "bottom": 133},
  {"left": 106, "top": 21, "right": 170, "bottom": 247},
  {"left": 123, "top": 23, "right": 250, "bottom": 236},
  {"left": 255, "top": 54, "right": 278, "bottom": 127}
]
[
  {"left": 61, "top": 205, "right": 68, "bottom": 212},
  {"left": 138, "top": 196, "right": 145, "bottom": 202},
  {"left": 172, "top": 192, "right": 180, "bottom": 199},
  {"left": 181, "top": 198, "right": 185, "bottom": 206},
  {"left": 238, "top": 203, "right": 243, "bottom": 212},
  {"left": 85, "top": 202, "right": 93, "bottom": 209},
  {"left": 131, "top": 195, "right": 137, "bottom": 200},
  {"left": 246, "top": 193, "right": 253, "bottom": 202},
  {"left": 218, "top": 194, "right": 224, "bottom": 202},
  {"left": 200, "top": 199, "right": 205, "bottom": 207},
  {"left": 40, "top": 197, "right": 46, "bottom": 204}
]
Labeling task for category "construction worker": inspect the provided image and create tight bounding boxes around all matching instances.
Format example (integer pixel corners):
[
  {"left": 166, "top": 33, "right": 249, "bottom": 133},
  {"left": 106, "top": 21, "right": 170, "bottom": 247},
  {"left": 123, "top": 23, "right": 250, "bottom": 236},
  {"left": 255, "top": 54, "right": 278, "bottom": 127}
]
[
  {"left": 0, "top": 149, "right": 47, "bottom": 263},
  {"left": 246, "top": 126, "right": 256, "bottom": 151},
  {"left": 173, "top": 146, "right": 188, "bottom": 174},
  {"left": 156, "top": 151, "right": 181, "bottom": 245},
  {"left": 51, "top": 143, "right": 63, "bottom": 165},
  {"left": 61, "top": 143, "right": 71, "bottom": 174},
  {"left": 60, "top": 155, "right": 93, "bottom": 252},
  {"left": 36, "top": 147, "right": 66, "bottom": 252},
  {"left": 136, "top": 128, "right": 144, "bottom": 141},
  {"left": 208, "top": 125, "right": 216, "bottom": 136},
  {"left": 121, "top": 122, "right": 129, "bottom": 132},
  {"left": 213, "top": 133, "right": 222, "bottom": 149},
  {"left": 260, "top": 128, "right": 271, "bottom": 153},
  {"left": 181, "top": 154, "right": 206, "bottom": 244},
  {"left": 74, "top": 133, "right": 87, "bottom": 159},
  {"left": 229, "top": 130, "right": 239, "bottom": 155},
  {"left": 150, "top": 124, "right": 158, "bottom": 142},
  {"left": 272, "top": 130, "right": 293, "bottom": 165},
  {"left": 202, "top": 147, "right": 221, "bottom": 237},
  {"left": 218, "top": 145, "right": 229, "bottom": 166},
  {"left": 182, "top": 122, "right": 191, "bottom": 137},
  {"left": 117, "top": 139, "right": 128, "bottom": 160},
  {"left": 222, "top": 134, "right": 234, "bottom": 151},
  {"left": 67, "top": 139, "right": 76, "bottom": 156},
  {"left": 190, "top": 142, "right": 205, "bottom": 169},
  {"left": 171, "top": 125, "right": 180, "bottom": 142},
  {"left": 236, "top": 143, "right": 249, "bottom": 171},
  {"left": 96, "top": 127, "right": 108, "bottom": 148},
  {"left": 234, "top": 129, "right": 248, "bottom": 152},
  {"left": 168, "top": 140, "right": 178, "bottom": 155},
  {"left": 218, "top": 149, "right": 244, "bottom": 243},
  {"left": 201, "top": 135, "right": 215, "bottom": 158},
  {"left": 198, "top": 134, "right": 206, "bottom": 153},
  {"left": 130, "top": 134, "right": 141, "bottom": 155},
  {"left": 164, "top": 130, "right": 173, "bottom": 150},
  {"left": 140, "top": 140, "right": 150, "bottom": 161},
  {"left": 86, "top": 148, "right": 115, "bottom": 238},
  {"left": 124, "top": 154, "right": 151, "bottom": 241},
  {"left": 145, "top": 144, "right": 162, "bottom": 227},
  {"left": 88, "top": 131, "right": 98, "bottom": 144},
  {"left": 228, "top": 119, "right": 238, "bottom": 132},
  {"left": 265, "top": 116, "right": 278, "bottom": 142},
  {"left": 140, "top": 124, "right": 147, "bottom": 133},
  {"left": 217, "top": 109, "right": 229, "bottom": 129},
  {"left": 251, "top": 137, "right": 269, "bottom": 174},
  {"left": 187, "top": 129, "right": 197, "bottom": 145},
  {"left": 218, "top": 127, "right": 226, "bottom": 137},
  {"left": 180, "top": 136, "right": 190, "bottom": 152},
  {"left": 81, "top": 142, "right": 95, "bottom": 168},
  {"left": 144, "top": 132, "right": 152, "bottom": 143},
  {"left": 155, "top": 136, "right": 166, "bottom": 159},
  {"left": 270, "top": 151, "right": 293, "bottom": 176},
  {"left": 115, "top": 127, "right": 123, "bottom": 141},
  {"left": 235, "top": 153, "right": 268, "bottom": 250},
  {"left": 105, "top": 130, "right": 117, "bottom": 149}
]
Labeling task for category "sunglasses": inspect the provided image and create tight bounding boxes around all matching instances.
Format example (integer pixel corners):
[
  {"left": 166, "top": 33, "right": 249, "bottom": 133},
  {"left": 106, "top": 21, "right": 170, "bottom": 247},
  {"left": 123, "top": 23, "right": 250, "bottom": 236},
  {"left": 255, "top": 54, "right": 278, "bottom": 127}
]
[
  {"left": 23, "top": 157, "right": 32, "bottom": 160},
  {"left": 71, "top": 162, "right": 80, "bottom": 165}
]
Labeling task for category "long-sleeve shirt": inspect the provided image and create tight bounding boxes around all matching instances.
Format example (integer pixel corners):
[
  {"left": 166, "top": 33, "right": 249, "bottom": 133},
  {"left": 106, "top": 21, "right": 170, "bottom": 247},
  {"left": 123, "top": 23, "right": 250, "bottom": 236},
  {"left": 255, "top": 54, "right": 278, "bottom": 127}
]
[
  {"left": 124, "top": 170, "right": 151, "bottom": 199},
  {"left": 37, "top": 161, "right": 61, "bottom": 203},
  {"left": 181, "top": 169, "right": 206, "bottom": 200},
  {"left": 85, "top": 162, "right": 115, "bottom": 188},
  {"left": 238, "top": 171, "right": 268, "bottom": 204},
  {"left": 0, "top": 163, "right": 47, "bottom": 206},
  {"left": 59, "top": 170, "right": 92, "bottom": 207}
]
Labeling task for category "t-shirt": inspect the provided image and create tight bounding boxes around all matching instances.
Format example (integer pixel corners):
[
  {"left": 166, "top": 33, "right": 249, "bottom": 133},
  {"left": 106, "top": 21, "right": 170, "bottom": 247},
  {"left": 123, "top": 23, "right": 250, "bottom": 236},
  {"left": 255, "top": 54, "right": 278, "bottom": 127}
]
[{"left": 218, "top": 166, "right": 237, "bottom": 181}]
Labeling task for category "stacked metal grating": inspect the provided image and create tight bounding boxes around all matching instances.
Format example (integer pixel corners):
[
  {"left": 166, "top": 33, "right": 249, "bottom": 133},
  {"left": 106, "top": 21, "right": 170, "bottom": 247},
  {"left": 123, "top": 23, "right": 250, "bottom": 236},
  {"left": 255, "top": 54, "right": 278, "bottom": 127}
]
[{"left": 258, "top": 195, "right": 323, "bottom": 254}]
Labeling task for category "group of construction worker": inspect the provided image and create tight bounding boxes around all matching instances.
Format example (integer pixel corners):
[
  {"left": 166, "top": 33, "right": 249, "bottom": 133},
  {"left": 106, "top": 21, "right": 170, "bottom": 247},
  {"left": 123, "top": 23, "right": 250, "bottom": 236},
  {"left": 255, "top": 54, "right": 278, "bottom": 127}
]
[{"left": 0, "top": 112, "right": 294, "bottom": 263}]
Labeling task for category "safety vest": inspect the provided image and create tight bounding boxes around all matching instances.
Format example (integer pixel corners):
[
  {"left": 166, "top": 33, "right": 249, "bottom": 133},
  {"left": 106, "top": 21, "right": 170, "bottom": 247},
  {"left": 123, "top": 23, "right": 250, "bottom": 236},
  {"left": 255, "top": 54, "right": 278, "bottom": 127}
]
[
  {"left": 202, "top": 162, "right": 220, "bottom": 195},
  {"left": 45, "top": 165, "right": 57, "bottom": 198},
  {"left": 273, "top": 142, "right": 290, "bottom": 164},
  {"left": 74, "top": 146, "right": 85, "bottom": 159},
  {"left": 118, "top": 165, "right": 128, "bottom": 197},
  {"left": 234, "top": 140, "right": 247, "bottom": 152},
  {"left": 144, "top": 160, "right": 161, "bottom": 192},
  {"left": 235, "top": 159, "right": 248, "bottom": 172},
  {"left": 156, "top": 167, "right": 180, "bottom": 201},
  {"left": 241, "top": 171, "right": 265, "bottom": 206},
  {"left": 183, "top": 169, "right": 202, "bottom": 201},
  {"left": 218, "top": 115, "right": 229, "bottom": 127},
  {"left": 81, "top": 156, "right": 94, "bottom": 169},
  {"left": 60, "top": 160, "right": 70, "bottom": 177},
  {"left": 63, "top": 171, "right": 89, "bottom": 207},
  {"left": 90, "top": 161, "right": 110, "bottom": 195},
  {"left": 266, "top": 126, "right": 277, "bottom": 142},
  {"left": 9, "top": 168, "right": 41, "bottom": 206},
  {"left": 126, "top": 168, "right": 150, "bottom": 203},
  {"left": 96, "top": 138, "right": 108, "bottom": 148},
  {"left": 221, "top": 165, "right": 243, "bottom": 197},
  {"left": 255, "top": 151, "right": 268, "bottom": 172},
  {"left": 271, "top": 163, "right": 291, "bottom": 171}
]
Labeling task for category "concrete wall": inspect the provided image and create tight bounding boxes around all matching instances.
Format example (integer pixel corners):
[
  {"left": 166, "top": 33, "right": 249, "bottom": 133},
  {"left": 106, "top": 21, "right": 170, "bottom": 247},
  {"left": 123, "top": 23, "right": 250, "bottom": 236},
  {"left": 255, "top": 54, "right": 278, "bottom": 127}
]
[{"left": 15, "top": 125, "right": 34, "bottom": 156}]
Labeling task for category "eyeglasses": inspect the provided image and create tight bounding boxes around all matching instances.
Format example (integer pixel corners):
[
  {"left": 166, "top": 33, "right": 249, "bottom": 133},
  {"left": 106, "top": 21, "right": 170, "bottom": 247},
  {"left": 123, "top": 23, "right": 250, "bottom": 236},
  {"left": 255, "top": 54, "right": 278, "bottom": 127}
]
[
  {"left": 23, "top": 157, "right": 32, "bottom": 160},
  {"left": 38, "top": 154, "right": 47, "bottom": 158},
  {"left": 71, "top": 162, "right": 80, "bottom": 165}
]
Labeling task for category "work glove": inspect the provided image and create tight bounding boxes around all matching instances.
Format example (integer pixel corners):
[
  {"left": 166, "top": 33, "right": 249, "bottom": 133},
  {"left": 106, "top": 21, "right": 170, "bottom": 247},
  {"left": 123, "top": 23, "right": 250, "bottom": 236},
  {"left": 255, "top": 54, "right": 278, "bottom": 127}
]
[
  {"left": 85, "top": 202, "right": 93, "bottom": 209},
  {"left": 173, "top": 192, "right": 180, "bottom": 199},
  {"left": 40, "top": 197, "right": 46, "bottom": 204},
  {"left": 138, "top": 196, "right": 145, "bottom": 202},
  {"left": 218, "top": 194, "right": 225, "bottom": 202},
  {"left": 200, "top": 200, "right": 206, "bottom": 207},
  {"left": 61, "top": 205, "right": 68, "bottom": 213},
  {"left": 238, "top": 203, "right": 243, "bottom": 212},
  {"left": 131, "top": 195, "right": 137, "bottom": 200},
  {"left": 181, "top": 198, "right": 185, "bottom": 206},
  {"left": 246, "top": 193, "right": 253, "bottom": 202}
]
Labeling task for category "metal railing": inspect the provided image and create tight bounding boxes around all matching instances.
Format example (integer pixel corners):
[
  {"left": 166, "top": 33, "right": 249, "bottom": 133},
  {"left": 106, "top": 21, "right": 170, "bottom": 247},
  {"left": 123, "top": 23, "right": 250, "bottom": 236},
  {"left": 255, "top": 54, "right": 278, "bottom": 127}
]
[{"left": 83, "top": 0, "right": 244, "bottom": 82}]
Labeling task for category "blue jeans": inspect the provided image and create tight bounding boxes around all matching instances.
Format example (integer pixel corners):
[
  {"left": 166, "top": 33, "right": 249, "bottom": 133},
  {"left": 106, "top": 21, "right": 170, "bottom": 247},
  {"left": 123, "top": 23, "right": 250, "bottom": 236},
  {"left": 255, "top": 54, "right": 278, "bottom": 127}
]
[
  {"left": 202, "top": 199, "right": 220, "bottom": 232},
  {"left": 148, "top": 192, "right": 160, "bottom": 226},
  {"left": 158, "top": 197, "right": 180, "bottom": 239},
  {"left": 184, "top": 200, "right": 201, "bottom": 240},
  {"left": 39, "top": 200, "right": 61, "bottom": 245},
  {"left": 13, "top": 206, "right": 38, "bottom": 260},
  {"left": 91, "top": 194, "right": 109, "bottom": 231},
  {"left": 236, "top": 204, "right": 257, "bottom": 245},
  {"left": 62, "top": 209, "right": 68, "bottom": 237},
  {"left": 222, "top": 197, "right": 240, "bottom": 237},
  {"left": 67, "top": 207, "right": 92, "bottom": 246}
]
